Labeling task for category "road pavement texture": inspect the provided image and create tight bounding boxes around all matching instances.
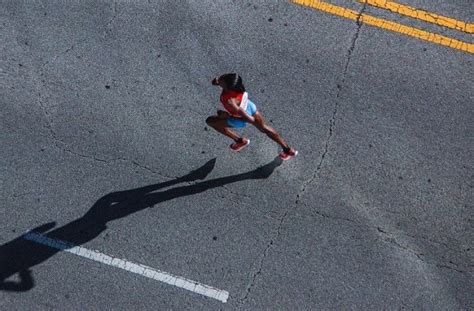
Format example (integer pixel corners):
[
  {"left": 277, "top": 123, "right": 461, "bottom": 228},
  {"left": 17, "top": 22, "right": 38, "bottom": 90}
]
[{"left": 1, "top": 0, "right": 472, "bottom": 309}]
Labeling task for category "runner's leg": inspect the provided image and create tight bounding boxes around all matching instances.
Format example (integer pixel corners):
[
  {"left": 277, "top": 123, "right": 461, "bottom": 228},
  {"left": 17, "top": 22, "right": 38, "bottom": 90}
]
[
  {"left": 252, "top": 112, "right": 289, "bottom": 149},
  {"left": 206, "top": 115, "right": 242, "bottom": 142}
]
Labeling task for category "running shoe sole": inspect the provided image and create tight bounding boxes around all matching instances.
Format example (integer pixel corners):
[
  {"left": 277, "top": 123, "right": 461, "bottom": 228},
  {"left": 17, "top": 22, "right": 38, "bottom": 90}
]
[
  {"left": 279, "top": 150, "right": 298, "bottom": 161},
  {"left": 230, "top": 139, "right": 250, "bottom": 152}
]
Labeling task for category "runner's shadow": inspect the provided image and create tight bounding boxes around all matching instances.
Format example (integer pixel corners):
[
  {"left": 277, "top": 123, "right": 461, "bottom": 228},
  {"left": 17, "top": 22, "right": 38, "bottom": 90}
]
[{"left": 0, "top": 157, "right": 282, "bottom": 291}]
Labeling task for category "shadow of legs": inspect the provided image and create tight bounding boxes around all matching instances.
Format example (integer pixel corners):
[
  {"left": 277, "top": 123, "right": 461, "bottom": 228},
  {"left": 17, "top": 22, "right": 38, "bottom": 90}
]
[{"left": 0, "top": 157, "right": 281, "bottom": 292}]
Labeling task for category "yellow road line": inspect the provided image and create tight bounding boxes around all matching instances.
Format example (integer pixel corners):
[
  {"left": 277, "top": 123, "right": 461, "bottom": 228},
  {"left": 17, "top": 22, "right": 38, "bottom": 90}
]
[
  {"left": 290, "top": 0, "right": 474, "bottom": 54},
  {"left": 359, "top": 0, "right": 473, "bottom": 34}
]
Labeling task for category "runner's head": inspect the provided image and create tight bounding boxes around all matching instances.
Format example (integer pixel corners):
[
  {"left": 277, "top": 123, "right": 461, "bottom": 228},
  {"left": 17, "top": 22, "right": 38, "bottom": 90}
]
[{"left": 214, "top": 73, "right": 246, "bottom": 92}]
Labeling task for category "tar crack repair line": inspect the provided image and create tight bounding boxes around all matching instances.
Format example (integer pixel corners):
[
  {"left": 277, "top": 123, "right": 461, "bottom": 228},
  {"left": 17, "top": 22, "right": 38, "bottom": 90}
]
[
  {"left": 33, "top": 73, "right": 189, "bottom": 181},
  {"left": 377, "top": 229, "right": 471, "bottom": 273},
  {"left": 36, "top": 97, "right": 178, "bottom": 180},
  {"left": 36, "top": 93, "right": 175, "bottom": 178},
  {"left": 239, "top": 203, "right": 294, "bottom": 304},
  {"left": 297, "top": 2, "right": 367, "bottom": 204},
  {"left": 104, "top": 1, "right": 119, "bottom": 37},
  {"left": 239, "top": 5, "right": 368, "bottom": 303}
]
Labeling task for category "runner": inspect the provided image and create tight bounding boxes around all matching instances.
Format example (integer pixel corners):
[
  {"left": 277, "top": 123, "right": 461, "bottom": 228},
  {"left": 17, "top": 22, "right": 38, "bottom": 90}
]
[{"left": 206, "top": 73, "right": 298, "bottom": 160}]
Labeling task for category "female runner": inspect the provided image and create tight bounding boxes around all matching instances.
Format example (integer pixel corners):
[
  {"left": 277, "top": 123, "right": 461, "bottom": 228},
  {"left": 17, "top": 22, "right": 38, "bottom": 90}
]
[{"left": 206, "top": 73, "right": 298, "bottom": 160}]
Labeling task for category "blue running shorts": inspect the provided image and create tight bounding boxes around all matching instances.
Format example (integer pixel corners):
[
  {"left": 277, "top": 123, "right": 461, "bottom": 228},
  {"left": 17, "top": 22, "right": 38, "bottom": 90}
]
[{"left": 226, "top": 100, "right": 257, "bottom": 128}]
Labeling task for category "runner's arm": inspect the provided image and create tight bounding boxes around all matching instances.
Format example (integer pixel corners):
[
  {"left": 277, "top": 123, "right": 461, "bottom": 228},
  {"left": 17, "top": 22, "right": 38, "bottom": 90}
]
[{"left": 227, "top": 98, "right": 255, "bottom": 123}]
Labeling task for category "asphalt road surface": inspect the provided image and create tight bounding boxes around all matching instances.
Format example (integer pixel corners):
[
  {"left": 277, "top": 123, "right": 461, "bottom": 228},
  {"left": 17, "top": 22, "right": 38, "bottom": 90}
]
[{"left": 1, "top": 0, "right": 472, "bottom": 309}]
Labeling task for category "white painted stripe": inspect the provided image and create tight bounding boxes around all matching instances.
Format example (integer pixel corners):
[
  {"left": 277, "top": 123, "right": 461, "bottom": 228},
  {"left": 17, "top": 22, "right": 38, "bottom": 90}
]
[{"left": 23, "top": 232, "right": 229, "bottom": 303}]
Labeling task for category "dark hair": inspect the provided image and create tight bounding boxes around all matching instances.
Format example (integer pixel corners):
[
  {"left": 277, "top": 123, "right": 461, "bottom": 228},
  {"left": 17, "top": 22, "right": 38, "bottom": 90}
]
[{"left": 220, "top": 73, "right": 246, "bottom": 92}]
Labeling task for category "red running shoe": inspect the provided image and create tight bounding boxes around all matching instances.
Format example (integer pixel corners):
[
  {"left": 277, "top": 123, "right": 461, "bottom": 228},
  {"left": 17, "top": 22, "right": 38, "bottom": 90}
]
[
  {"left": 230, "top": 138, "right": 250, "bottom": 152},
  {"left": 279, "top": 147, "right": 298, "bottom": 161}
]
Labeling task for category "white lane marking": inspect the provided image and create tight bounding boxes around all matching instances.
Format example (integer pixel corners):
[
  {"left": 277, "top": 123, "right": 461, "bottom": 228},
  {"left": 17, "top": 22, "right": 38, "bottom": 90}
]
[{"left": 23, "top": 232, "right": 229, "bottom": 303}]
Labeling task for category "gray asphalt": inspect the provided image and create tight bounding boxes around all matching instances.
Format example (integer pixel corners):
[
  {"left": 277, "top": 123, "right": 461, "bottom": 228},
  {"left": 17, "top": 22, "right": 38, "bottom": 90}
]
[{"left": 1, "top": 0, "right": 472, "bottom": 309}]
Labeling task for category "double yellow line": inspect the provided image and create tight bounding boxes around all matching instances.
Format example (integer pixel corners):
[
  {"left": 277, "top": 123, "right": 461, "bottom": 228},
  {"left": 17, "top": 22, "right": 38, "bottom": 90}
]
[{"left": 290, "top": 0, "right": 474, "bottom": 54}]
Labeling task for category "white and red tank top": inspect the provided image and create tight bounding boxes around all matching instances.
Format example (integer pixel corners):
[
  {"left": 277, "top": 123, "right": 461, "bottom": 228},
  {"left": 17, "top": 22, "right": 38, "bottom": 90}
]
[{"left": 220, "top": 90, "right": 248, "bottom": 117}]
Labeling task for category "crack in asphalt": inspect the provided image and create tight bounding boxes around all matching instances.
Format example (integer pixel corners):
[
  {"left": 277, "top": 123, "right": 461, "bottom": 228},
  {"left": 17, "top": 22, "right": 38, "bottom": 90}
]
[
  {"left": 49, "top": 139, "right": 179, "bottom": 180},
  {"left": 29, "top": 47, "right": 181, "bottom": 182},
  {"left": 220, "top": 185, "right": 253, "bottom": 201},
  {"left": 7, "top": 192, "right": 40, "bottom": 200},
  {"left": 35, "top": 92, "right": 182, "bottom": 181},
  {"left": 406, "top": 234, "right": 472, "bottom": 254},
  {"left": 40, "top": 45, "right": 75, "bottom": 69},
  {"left": 238, "top": 4, "right": 368, "bottom": 304},
  {"left": 104, "top": 1, "right": 119, "bottom": 38},
  {"left": 299, "top": 212, "right": 472, "bottom": 274},
  {"left": 295, "top": 2, "right": 367, "bottom": 204},
  {"left": 304, "top": 211, "right": 471, "bottom": 266},
  {"left": 377, "top": 227, "right": 472, "bottom": 274},
  {"left": 311, "top": 210, "right": 356, "bottom": 224},
  {"left": 239, "top": 204, "right": 293, "bottom": 304}
]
